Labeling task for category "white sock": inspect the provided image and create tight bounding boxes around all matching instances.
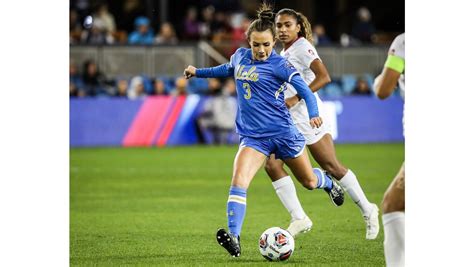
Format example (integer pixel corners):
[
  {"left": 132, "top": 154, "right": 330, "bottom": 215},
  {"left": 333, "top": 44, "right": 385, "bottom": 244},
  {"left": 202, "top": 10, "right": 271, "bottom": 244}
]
[
  {"left": 339, "top": 169, "right": 372, "bottom": 216},
  {"left": 272, "top": 176, "right": 307, "bottom": 221},
  {"left": 382, "top": 212, "right": 405, "bottom": 267}
]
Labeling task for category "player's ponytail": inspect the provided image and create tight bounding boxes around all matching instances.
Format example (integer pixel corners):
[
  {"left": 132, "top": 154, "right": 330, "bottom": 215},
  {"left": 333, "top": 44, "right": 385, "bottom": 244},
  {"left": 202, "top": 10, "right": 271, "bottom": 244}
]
[
  {"left": 276, "top": 8, "right": 314, "bottom": 44},
  {"left": 245, "top": 2, "right": 276, "bottom": 41}
]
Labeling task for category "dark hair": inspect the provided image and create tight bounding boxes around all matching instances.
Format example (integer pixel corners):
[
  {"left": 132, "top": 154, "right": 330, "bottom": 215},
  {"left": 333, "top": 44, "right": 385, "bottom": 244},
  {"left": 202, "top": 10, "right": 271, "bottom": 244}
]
[
  {"left": 245, "top": 2, "right": 276, "bottom": 41},
  {"left": 276, "top": 8, "right": 313, "bottom": 44}
]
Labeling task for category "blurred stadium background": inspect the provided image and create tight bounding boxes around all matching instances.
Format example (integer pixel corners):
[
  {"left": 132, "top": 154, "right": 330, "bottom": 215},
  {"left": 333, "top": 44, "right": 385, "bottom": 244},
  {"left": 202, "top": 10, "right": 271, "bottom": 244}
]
[{"left": 70, "top": 0, "right": 404, "bottom": 265}]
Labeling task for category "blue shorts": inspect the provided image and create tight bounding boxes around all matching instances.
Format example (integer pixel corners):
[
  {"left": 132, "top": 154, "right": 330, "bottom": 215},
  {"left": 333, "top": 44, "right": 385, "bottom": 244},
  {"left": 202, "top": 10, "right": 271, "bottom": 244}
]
[{"left": 239, "top": 132, "right": 306, "bottom": 160}]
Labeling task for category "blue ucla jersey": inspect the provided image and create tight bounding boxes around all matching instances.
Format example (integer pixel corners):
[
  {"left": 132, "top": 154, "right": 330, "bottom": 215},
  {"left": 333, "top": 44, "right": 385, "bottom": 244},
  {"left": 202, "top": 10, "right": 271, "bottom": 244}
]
[
  {"left": 196, "top": 47, "right": 318, "bottom": 138},
  {"left": 232, "top": 48, "right": 298, "bottom": 137}
]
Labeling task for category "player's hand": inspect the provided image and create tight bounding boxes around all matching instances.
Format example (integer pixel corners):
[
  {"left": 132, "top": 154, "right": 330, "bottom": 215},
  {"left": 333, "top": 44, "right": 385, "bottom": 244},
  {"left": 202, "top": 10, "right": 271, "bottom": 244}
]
[
  {"left": 184, "top": 65, "right": 196, "bottom": 79},
  {"left": 309, "top": 116, "right": 323, "bottom": 128},
  {"left": 285, "top": 95, "right": 300, "bottom": 109}
]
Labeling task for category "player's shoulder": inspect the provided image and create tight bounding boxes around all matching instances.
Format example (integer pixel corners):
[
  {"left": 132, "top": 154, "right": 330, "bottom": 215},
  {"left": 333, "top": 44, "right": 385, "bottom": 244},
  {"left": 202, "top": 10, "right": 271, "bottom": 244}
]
[
  {"left": 389, "top": 33, "right": 405, "bottom": 57},
  {"left": 394, "top": 33, "right": 405, "bottom": 42},
  {"left": 270, "top": 52, "right": 291, "bottom": 68},
  {"left": 291, "top": 38, "right": 319, "bottom": 58},
  {"left": 294, "top": 37, "right": 315, "bottom": 50},
  {"left": 391, "top": 33, "right": 405, "bottom": 49},
  {"left": 234, "top": 47, "right": 250, "bottom": 57}
]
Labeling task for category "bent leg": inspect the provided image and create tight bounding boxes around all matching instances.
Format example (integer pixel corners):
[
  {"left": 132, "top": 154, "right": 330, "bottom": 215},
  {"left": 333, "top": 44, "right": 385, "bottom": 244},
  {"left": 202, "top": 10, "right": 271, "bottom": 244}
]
[{"left": 309, "top": 134, "right": 374, "bottom": 216}]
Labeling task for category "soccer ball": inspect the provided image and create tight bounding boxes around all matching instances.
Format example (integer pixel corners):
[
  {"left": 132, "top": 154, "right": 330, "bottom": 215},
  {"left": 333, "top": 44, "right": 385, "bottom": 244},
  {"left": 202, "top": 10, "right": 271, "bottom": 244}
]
[{"left": 258, "top": 227, "right": 294, "bottom": 261}]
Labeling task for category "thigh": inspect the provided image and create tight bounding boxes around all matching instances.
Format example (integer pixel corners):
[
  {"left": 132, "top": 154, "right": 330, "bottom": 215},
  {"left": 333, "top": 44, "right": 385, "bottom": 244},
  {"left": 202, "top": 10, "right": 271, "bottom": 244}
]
[
  {"left": 232, "top": 146, "right": 267, "bottom": 189},
  {"left": 307, "top": 134, "right": 347, "bottom": 178}
]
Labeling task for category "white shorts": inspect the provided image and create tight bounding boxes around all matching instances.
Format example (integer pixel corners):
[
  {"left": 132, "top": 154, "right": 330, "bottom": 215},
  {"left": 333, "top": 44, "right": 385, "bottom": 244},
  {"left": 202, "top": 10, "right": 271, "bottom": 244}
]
[{"left": 295, "top": 121, "right": 332, "bottom": 145}]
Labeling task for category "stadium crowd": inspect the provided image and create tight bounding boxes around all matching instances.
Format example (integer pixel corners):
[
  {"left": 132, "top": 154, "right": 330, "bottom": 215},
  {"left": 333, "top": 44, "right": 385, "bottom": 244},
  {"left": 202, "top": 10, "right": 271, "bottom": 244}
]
[
  {"left": 70, "top": 1, "right": 380, "bottom": 46},
  {"left": 70, "top": 1, "right": 400, "bottom": 99}
]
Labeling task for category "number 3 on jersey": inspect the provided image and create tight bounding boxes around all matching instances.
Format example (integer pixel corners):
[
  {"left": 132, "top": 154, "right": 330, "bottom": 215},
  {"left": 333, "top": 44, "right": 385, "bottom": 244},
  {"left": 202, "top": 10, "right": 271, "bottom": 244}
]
[{"left": 243, "top": 83, "right": 251, "bottom": 99}]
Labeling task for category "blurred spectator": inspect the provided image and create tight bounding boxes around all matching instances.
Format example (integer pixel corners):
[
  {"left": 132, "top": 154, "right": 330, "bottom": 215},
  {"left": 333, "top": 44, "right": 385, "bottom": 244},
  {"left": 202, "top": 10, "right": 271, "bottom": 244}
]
[
  {"left": 312, "top": 24, "right": 332, "bottom": 46},
  {"left": 199, "top": 5, "right": 215, "bottom": 40},
  {"left": 196, "top": 78, "right": 237, "bottom": 145},
  {"left": 170, "top": 77, "right": 188, "bottom": 96},
  {"left": 94, "top": 3, "right": 116, "bottom": 34},
  {"left": 230, "top": 15, "right": 250, "bottom": 54},
  {"left": 223, "top": 78, "right": 237, "bottom": 96},
  {"left": 351, "top": 77, "right": 372, "bottom": 96},
  {"left": 128, "top": 16, "right": 154, "bottom": 44},
  {"left": 127, "top": 76, "right": 147, "bottom": 99},
  {"left": 351, "top": 7, "right": 376, "bottom": 43},
  {"left": 72, "top": 0, "right": 90, "bottom": 19},
  {"left": 211, "top": 11, "right": 233, "bottom": 44},
  {"left": 153, "top": 78, "right": 168, "bottom": 95},
  {"left": 207, "top": 78, "right": 222, "bottom": 95},
  {"left": 155, "top": 22, "right": 178, "bottom": 45},
  {"left": 70, "top": 9, "right": 82, "bottom": 44},
  {"left": 114, "top": 77, "right": 129, "bottom": 98},
  {"left": 212, "top": 11, "right": 232, "bottom": 33},
  {"left": 82, "top": 60, "right": 107, "bottom": 96},
  {"left": 120, "top": 0, "right": 145, "bottom": 33},
  {"left": 80, "top": 18, "right": 114, "bottom": 44},
  {"left": 183, "top": 7, "right": 200, "bottom": 40},
  {"left": 70, "top": 60, "right": 86, "bottom": 97}
]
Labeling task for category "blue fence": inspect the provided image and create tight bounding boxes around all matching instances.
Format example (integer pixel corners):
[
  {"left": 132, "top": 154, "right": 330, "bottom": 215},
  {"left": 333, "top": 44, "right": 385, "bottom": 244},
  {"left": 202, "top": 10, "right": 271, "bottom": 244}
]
[{"left": 70, "top": 95, "right": 404, "bottom": 147}]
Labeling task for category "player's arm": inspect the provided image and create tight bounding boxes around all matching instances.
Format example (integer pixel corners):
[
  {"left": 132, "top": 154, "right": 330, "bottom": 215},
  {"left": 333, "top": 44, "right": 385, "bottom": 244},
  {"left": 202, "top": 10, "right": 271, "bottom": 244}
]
[
  {"left": 307, "top": 59, "right": 331, "bottom": 92},
  {"left": 374, "top": 54, "right": 404, "bottom": 99},
  {"left": 289, "top": 74, "right": 322, "bottom": 128},
  {"left": 286, "top": 59, "right": 331, "bottom": 108},
  {"left": 184, "top": 63, "right": 233, "bottom": 79}
]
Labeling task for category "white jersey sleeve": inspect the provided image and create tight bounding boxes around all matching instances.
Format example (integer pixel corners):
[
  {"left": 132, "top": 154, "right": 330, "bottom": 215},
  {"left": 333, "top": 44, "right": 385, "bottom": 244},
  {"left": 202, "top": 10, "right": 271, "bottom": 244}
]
[
  {"left": 389, "top": 33, "right": 405, "bottom": 60},
  {"left": 295, "top": 40, "right": 321, "bottom": 68}
]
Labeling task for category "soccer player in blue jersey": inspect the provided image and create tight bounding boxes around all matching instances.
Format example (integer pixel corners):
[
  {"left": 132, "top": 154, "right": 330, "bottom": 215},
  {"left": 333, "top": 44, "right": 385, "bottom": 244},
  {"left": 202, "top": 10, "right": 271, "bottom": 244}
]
[{"left": 183, "top": 3, "right": 343, "bottom": 258}]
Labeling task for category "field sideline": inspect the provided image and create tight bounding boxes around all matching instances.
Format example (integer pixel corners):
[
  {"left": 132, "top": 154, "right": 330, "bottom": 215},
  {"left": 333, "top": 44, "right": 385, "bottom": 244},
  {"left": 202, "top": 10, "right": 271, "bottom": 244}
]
[{"left": 70, "top": 143, "right": 404, "bottom": 266}]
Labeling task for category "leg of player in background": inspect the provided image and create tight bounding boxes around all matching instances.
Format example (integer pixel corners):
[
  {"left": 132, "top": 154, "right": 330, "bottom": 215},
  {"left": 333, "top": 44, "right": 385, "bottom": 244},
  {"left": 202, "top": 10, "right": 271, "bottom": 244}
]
[
  {"left": 217, "top": 146, "right": 267, "bottom": 257},
  {"left": 264, "top": 155, "right": 311, "bottom": 237},
  {"left": 382, "top": 162, "right": 405, "bottom": 267},
  {"left": 308, "top": 134, "right": 380, "bottom": 239}
]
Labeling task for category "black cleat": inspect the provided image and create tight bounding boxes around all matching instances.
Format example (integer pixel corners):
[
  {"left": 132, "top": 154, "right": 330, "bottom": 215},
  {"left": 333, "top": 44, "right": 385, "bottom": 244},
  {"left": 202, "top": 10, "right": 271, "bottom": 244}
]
[
  {"left": 216, "top": 228, "right": 241, "bottom": 257},
  {"left": 324, "top": 172, "right": 345, "bottom": 206}
]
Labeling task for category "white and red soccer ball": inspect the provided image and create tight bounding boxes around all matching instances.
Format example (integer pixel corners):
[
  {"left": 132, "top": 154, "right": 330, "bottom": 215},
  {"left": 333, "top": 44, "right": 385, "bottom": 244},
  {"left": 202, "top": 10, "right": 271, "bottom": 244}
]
[{"left": 258, "top": 227, "right": 294, "bottom": 261}]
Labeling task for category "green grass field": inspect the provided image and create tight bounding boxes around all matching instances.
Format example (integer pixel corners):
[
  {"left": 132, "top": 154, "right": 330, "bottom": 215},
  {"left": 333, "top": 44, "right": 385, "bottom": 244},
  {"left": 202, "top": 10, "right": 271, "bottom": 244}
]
[{"left": 70, "top": 143, "right": 404, "bottom": 266}]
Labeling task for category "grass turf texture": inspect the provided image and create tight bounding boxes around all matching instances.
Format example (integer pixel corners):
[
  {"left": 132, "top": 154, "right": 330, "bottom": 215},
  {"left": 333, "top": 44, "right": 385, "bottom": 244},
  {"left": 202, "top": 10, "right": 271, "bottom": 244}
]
[{"left": 71, "top": 144, "right": 404, "bottom": 266}]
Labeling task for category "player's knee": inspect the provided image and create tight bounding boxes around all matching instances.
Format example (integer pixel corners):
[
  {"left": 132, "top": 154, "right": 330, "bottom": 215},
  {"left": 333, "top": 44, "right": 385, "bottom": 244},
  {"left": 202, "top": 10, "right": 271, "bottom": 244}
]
[
  {"left": 301, "top": 177, "right": 317, "bottom": 190},
  {"left": 231, "top": 173, "right": 250, "bottom": 189}
]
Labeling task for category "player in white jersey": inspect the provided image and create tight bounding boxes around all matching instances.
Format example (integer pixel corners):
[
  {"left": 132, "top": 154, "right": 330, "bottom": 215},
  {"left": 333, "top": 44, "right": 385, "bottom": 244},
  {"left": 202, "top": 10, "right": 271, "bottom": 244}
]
[
  {"left": 374, "top": 33, "right": 405, "bottom": 267},
  {"left": 264, "top": 8, "right": 380, "bottom": 240}
]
